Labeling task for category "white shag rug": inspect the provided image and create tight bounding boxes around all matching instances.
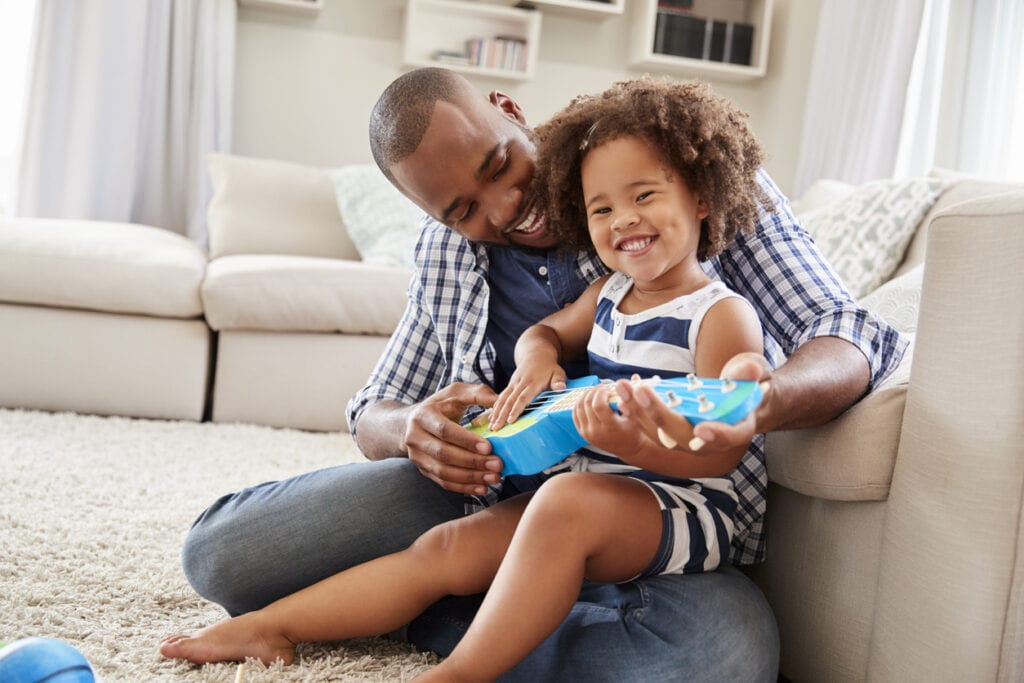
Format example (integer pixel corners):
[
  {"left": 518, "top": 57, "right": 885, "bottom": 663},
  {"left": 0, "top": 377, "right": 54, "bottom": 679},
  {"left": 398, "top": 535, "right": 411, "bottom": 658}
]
[{"left": 0, "top": 408, "right": 440, "bottom": 682}]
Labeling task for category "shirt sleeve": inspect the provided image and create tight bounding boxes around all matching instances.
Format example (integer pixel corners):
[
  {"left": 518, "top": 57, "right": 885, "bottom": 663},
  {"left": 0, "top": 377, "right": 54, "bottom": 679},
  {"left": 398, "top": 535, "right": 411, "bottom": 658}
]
[
  {"left": 719, "top": 171, "right": 908, "bottom": 389},
  {"left": 345, "top": 222, "right": 448, "bottom": 436}
]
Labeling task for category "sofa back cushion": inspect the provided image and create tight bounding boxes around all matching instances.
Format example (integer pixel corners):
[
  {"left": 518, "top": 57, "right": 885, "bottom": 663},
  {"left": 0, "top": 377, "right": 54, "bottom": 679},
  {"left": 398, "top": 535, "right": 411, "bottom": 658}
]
[{"left": 207, "top": 153, "right": 360, "bottom": 261}]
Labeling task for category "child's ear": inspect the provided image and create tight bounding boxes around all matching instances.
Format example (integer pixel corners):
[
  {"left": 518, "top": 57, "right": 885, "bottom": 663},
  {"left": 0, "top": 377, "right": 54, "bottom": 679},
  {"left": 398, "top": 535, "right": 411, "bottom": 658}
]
[{"left": 696, "top": 198, "right": 710, "bottom": 221}]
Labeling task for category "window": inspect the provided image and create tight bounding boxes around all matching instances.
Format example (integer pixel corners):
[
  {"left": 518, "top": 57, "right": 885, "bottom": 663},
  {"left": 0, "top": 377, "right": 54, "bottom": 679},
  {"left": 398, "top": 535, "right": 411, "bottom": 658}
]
[{"left": 0, "top": 0, "right": 38, "bottom": 216}]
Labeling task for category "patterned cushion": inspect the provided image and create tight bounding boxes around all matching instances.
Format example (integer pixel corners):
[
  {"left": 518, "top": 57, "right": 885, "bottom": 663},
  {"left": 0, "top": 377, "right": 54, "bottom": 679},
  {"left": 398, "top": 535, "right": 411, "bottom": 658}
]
[
  {"left": 799, "top": 177, "right": 949, "bottom": 298},
  {"left": 328, "top": 164, "right": 424, "bottom": 270},
  {"left": 859, "top": 263, "right": 923, "bottom": 335}
]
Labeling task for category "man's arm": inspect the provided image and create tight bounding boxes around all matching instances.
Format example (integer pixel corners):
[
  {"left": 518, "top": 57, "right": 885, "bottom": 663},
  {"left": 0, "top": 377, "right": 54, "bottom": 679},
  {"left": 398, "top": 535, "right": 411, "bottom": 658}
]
[
  {"left": 690, "top": 336, "right": 870, "bottom": 450},
  {"left": 346, "top": 221, "right": 505, "bottom": 494},
  {"left": 682, "top": 171, "right": 904, "bottom": 450}
]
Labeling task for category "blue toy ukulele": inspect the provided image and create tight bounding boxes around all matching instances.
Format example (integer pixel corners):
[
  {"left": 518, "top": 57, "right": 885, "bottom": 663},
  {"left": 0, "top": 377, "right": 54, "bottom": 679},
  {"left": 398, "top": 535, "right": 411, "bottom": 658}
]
[{"left": 469, "top": 374, "right": 763, "bottom": 476}]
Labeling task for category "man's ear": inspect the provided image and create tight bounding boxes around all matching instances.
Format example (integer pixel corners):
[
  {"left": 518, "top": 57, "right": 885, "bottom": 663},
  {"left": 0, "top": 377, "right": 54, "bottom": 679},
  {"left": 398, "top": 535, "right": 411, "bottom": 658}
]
[{"left": 489, "top": 90, "right": 527, "bottom": 125}]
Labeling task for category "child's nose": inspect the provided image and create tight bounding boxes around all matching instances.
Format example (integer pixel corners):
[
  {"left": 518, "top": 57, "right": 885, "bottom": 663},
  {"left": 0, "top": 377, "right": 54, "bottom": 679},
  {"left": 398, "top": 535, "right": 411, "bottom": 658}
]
[{"left": 611, "top": 210, "right": 639, "bottom": 230}]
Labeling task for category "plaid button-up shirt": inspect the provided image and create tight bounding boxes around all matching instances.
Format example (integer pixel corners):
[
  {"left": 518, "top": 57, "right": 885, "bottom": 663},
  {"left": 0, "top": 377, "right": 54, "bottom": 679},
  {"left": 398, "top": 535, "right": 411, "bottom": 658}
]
[{"left": 347, "top": 171, "right": 908, "bottom": 565}]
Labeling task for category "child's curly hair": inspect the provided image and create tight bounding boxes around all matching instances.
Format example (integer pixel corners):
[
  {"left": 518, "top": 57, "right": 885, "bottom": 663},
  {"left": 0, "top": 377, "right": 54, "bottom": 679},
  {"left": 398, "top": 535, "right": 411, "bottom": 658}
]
[{"left": 532, "top": 77, "right": 773, "bottom": 260}]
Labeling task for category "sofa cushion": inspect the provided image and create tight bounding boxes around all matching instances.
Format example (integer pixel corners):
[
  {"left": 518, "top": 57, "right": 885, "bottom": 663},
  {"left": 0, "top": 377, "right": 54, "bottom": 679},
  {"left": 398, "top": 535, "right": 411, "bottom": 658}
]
[
  {"left": 859, "top": 264, "right": 923, "bottom": 335},
  {"left": 799, "top": 177, "right": 948, "bottom": 298},
  {"left": 328, "top": 164, "right": 425, "bottom": 270},
  {"left": 764, "top": 352, "right": 911, "bottom": 502},
  {"left": 0, "top": 217, "right": 206, "bottom": 318},
  {"left": 202, "top": 254, "right": 410, "bottom": 334},
  {"left": 207, "top": 153, "right": 360, "bottom": 261}
]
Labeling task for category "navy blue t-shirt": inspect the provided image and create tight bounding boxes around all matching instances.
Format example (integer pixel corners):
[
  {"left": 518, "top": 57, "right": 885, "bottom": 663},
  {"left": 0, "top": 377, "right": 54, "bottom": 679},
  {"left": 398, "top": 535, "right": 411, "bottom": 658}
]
[{"left": 485, "top": 246, "right": 592, "bottom": 391}]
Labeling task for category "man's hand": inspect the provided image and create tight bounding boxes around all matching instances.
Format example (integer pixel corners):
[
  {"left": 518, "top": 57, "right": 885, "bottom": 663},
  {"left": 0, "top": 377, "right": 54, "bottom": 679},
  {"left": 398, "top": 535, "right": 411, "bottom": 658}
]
[
  {"left": 688, "top": 353, "right": 772, "bottom": 451},
  {"left": 402, "top": 383, "right": 505, "bottom": 495},
  {"left": 612, "top": 354, "right": 772, "bottom": 453}
]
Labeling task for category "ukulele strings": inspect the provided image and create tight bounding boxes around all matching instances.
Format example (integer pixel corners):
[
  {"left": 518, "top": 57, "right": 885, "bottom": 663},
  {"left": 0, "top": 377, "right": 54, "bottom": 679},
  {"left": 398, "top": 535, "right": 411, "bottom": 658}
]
[{"left": 520, "top": 377, "right": 721, "bottom": 414}]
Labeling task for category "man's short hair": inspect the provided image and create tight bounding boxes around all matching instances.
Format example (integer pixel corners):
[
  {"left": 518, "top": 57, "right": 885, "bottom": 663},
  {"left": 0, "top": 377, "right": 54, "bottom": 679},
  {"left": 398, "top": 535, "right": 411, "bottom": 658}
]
[{"left": 369, "top": 68, "right": 474, "bottom": 183}]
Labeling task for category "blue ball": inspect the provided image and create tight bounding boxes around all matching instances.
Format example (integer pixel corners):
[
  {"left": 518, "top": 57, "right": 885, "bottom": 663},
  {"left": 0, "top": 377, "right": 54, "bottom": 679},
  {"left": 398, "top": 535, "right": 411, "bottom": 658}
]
[{"left": 0, "top": 638, "right": 96, "bottom": 683}]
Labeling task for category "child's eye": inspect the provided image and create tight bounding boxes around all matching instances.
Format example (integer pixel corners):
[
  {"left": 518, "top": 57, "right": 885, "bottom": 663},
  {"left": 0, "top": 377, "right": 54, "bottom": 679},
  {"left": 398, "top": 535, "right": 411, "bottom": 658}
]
[
  {"left": 591, "top": 206, "right": 611, "bottom": 216},
  {"left": 636, "top": 191, "right": 653, "bottom": 202}
]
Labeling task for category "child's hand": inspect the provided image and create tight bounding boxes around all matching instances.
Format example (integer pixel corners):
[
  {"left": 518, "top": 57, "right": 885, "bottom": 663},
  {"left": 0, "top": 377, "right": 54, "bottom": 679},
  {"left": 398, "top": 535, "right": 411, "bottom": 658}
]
[
  {"left": 572, "top": 384, "right": 648, "bottom": 459},
  {"left": 489, "top": 364, "right": 567, "bottom": 431},
  {"left": 612, "top": 378, "right": 699, "bottom": 451}
]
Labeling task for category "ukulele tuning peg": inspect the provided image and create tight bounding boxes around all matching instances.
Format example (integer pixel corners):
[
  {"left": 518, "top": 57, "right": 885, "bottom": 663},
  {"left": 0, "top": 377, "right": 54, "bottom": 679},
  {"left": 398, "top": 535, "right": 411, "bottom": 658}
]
[
  {"left": 664, "top": 390, "right": 682, "bottom": 408},
  {"left": 686, "top": 373, "right": 702, "bottom": 390},
  {"left": 697, "top": 393, "right": 715, "bottom": 413},
  {"left": 720, "top": 377, "right": 736, "bottom": 393}
]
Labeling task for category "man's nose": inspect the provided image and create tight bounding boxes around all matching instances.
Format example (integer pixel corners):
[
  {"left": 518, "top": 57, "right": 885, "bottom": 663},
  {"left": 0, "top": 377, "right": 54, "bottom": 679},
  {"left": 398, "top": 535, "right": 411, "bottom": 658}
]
[{"left": 484, "top": 184, "right": 523, "bottom": 229}]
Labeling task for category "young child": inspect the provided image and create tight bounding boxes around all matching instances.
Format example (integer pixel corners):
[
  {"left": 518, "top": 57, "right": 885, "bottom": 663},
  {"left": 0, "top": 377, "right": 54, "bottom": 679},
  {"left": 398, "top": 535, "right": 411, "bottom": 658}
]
[{"left": 160, "top": 77, "right": 772, "bottom": 681}]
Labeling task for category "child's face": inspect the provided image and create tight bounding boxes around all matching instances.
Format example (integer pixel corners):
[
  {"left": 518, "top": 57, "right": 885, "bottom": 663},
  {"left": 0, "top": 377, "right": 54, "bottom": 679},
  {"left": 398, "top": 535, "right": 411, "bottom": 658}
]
[{"left": 581, "top": 135, "right": 708, "bottom": 288}]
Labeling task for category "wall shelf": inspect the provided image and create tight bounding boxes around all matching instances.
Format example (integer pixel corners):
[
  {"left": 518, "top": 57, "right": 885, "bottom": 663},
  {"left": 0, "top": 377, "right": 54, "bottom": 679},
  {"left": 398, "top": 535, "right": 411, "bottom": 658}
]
[
  {"left": 488, "top": 0, "right": 624, "bottom": 18},
  {"left": 629, "top": 0, "right": 772, "bottom": 81},
  {"left": 237, "top": 0, "right": 323, "bottom": 17},
  {"left": 404, "top": 0, "right": 542, "bottom": 81}
]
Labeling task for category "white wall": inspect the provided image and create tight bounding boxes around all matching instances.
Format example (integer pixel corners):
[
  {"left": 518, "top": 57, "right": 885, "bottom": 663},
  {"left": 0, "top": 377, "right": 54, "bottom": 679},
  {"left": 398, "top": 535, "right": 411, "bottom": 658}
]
[{"left": 232, "top": 0, "right": 821, "bottom": 196}]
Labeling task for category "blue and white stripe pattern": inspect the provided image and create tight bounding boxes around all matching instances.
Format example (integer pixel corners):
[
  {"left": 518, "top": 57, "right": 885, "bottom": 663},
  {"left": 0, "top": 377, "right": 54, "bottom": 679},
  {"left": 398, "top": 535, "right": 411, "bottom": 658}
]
[
  {"left": 346, "top": 170, "right": 910, "bottom": 565},
  {"left": 542, "top": 452, "right": 739, "bottom": 576},
  {"left": 588, "top": 273, "right": 747, "bottom": 380}
]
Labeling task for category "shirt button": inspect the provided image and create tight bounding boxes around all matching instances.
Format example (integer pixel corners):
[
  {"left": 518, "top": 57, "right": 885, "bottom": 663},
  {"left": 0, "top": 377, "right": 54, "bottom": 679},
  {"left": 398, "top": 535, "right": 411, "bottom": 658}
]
[
  {"left": 538, "top": 266, "right": 548, "bottom": 276},
  {"left": 462, "top": 354, "right": 471, "bottom": 363}
]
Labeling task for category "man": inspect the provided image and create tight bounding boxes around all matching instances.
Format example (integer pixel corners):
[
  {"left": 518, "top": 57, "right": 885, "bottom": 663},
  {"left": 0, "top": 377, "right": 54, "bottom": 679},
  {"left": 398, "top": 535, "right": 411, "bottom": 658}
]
[{"left": 181, "top": 68, "right": 906, "bottom": 681}]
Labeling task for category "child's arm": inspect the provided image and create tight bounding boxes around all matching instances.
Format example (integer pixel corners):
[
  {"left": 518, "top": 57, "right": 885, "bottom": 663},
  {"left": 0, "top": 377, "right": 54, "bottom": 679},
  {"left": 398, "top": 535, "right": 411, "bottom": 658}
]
[
  {"left": 576, "top": 295, "right": 763, "bottom": 479},
  {"left": 488, "top": 276, "right": 609, "bottom": 430}
]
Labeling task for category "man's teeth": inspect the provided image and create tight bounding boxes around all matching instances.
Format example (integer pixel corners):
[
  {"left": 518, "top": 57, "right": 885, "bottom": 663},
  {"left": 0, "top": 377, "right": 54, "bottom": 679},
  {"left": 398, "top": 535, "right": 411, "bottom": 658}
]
[
  {"left": 514, "top": 209, "right": 541, "bottom": 233},
  {"left": 620, "top": 237, "right": 653, "bottom": 252}
]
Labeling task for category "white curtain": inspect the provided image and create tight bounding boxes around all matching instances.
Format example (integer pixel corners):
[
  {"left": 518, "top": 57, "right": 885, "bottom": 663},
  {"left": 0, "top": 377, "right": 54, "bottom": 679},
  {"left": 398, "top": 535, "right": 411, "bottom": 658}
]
[
  {"left": 14, "top": 0, "right": 236, "bottom": 246},
  {"left": 896, "top": 0, "right": 1024, "bottom": 180},
  {"left": 793, "top": 0, "right": 927, "bottom": 196}
]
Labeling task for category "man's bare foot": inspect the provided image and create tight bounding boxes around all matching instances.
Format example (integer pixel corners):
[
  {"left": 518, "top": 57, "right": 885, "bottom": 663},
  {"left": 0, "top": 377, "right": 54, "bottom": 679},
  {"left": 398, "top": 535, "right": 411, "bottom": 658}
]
[{"left": 159, "top": 612, "right": 296, "bottom": 665}]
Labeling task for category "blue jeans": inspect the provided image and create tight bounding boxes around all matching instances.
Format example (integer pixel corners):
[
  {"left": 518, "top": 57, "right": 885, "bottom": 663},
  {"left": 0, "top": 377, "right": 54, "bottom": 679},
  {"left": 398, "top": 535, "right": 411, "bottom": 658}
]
[{"left": 182, "top": 458, "right": 779, "bottom": 682}]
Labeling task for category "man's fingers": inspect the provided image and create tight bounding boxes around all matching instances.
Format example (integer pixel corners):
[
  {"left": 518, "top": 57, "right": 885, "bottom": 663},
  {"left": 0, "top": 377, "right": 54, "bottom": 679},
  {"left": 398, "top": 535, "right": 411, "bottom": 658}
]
[{"left": 719, "top": 352, "right": 771, "bottom": 384}]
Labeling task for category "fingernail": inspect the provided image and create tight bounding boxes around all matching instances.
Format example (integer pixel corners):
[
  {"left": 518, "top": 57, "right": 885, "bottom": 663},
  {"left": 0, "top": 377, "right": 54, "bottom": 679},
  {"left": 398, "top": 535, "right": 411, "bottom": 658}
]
[
  {"left": 485, "top": 458, "right": 503, "bottom": 471},
  {"left": 485, "top": 473, "right": 501, "bottom": 484},
  {"left": 636, "top": 390, "right": 651, "bottom": 408},
  {"left": 689, "top": 437, "right": 705, "bottom": 451},
  {"left": 476, "top": 442, "right": 491, "bottom": 454}
]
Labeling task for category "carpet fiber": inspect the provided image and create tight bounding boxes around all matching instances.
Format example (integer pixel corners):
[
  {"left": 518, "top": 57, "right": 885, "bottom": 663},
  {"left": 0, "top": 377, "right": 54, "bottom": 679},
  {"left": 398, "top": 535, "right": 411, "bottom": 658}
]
[{"left": 0, "top": 408, "right": 440, "bottom": 681}]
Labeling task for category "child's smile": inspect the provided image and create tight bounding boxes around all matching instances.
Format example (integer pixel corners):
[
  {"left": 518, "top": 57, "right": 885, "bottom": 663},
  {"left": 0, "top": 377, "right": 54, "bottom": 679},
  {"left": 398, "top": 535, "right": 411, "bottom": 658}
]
[{"left": 581, "top": 135, "right": 710, "bottom": 301}]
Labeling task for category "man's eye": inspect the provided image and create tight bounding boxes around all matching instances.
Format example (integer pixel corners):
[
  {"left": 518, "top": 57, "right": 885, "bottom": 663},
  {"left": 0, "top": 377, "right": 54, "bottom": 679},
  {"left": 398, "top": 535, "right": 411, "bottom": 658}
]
[
  {"left": 459, "top": 202, "right": 476, "bottom": 223},
  {"left": 492, "top": 151, "right": 510, "bottom": 180}
]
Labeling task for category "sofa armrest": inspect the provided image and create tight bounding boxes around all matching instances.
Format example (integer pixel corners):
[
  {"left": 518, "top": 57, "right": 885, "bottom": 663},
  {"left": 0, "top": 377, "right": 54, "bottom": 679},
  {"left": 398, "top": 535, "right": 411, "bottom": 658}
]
[{"left": 869, "top": 191, "right": 1024, "bottom": 680}]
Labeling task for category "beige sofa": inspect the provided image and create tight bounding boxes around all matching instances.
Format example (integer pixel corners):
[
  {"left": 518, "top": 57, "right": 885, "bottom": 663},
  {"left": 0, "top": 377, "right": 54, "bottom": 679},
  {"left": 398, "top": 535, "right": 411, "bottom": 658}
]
[
  {"left": 1, "top": 154, "right": 1021, "bottom": 680},
  {"left": 748, "top": 177, "right": 1024, "bottom": 682}
]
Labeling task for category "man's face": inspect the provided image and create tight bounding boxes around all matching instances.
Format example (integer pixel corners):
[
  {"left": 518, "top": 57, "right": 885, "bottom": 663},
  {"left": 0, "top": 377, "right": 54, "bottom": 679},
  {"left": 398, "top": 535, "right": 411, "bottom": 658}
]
[{"left": 390, "top": 95, "right": 558, "bottom": 249}]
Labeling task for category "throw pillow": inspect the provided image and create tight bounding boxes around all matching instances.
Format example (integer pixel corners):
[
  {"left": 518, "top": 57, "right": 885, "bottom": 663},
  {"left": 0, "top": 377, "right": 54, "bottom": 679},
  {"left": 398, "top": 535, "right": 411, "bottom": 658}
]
[
  {"left": 798, "top": 177, "right": 949, "bottom": 298},
  {"left": 859, "top": 263, "right": 923, "bottom": 336},
  {"left": 328, "top": 164, "right": 424, "bottom": 270}
]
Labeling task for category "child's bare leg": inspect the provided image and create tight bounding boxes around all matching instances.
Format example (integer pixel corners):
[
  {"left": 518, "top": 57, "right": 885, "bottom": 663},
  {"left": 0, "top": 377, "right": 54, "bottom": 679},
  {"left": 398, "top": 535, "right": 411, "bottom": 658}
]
[
  {"left": 160, "top": 493, "right": 533, "bottom": 665},
  {"left": 420, "top": 472, "right": 663, "bottom": 682}
]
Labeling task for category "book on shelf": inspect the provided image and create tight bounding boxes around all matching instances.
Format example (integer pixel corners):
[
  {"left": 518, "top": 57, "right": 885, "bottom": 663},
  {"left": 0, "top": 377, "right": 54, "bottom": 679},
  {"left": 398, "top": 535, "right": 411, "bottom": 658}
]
[
  {"left": 653, "top": 13, "right": 755, "bottom": 66},
  {"left": 431, "top": 35, "right": 528, "bottom": 73}
]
